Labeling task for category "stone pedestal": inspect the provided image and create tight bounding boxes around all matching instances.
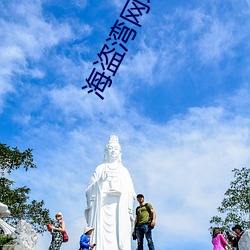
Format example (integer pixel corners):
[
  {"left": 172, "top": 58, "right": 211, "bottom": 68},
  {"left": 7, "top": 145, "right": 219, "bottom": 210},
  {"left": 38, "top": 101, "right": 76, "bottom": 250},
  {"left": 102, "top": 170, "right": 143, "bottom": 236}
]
[
  {"left": 238, "top": 229, "right": 250, "bottom": 250},
  {"left": 2, "top": 246, "right": 26, "bottom": 250}
]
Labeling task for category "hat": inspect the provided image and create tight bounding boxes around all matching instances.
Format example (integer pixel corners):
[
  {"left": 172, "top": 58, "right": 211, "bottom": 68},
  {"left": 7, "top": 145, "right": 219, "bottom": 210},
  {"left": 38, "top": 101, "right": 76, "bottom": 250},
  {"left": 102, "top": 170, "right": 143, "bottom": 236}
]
[
  {"left": 55, "top": 212, "right": 63, "bottom": 218},
  {"left": 136, "top": 194, "right": 144, "bottom": 198},
  {"left": 84, "top": 227, "right": 94, "bottom": 234},
  {"left": 232, "top": 225, "right": 243, "bottom": 231}
]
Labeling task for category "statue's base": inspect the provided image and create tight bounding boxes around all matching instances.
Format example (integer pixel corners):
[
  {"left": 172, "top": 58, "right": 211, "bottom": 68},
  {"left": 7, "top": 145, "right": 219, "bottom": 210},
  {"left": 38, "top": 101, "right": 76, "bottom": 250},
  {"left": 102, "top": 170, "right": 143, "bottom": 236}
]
[{"left": 1, "top": 245, "right": 26, "bottom": 250}]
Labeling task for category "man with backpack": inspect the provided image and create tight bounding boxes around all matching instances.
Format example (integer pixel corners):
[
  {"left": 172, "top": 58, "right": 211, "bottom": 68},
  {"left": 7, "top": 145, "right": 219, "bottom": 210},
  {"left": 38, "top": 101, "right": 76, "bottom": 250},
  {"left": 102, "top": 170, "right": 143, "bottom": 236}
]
[{"left": 132, "top": 194, "right": 156, "bottom": 250}]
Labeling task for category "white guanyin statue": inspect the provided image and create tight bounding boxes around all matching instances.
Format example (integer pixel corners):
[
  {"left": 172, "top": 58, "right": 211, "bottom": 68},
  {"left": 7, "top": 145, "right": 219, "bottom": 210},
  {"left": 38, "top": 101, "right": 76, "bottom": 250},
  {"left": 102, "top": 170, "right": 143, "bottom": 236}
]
[{"left": 85, "top": 135, "right": 136, "bottom": 250}]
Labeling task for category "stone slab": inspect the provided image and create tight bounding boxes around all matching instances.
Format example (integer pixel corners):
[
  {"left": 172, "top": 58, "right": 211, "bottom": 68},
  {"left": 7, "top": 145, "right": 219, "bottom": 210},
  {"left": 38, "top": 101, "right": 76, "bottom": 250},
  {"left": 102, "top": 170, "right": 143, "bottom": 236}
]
[{"left": 2, "top": 245, "right": 26, "bottom": 250}]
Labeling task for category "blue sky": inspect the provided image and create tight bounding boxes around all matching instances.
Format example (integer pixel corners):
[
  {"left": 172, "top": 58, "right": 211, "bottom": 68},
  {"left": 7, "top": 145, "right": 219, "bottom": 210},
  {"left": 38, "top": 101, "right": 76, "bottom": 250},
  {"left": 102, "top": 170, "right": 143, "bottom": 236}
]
[{"left": 1, "top": 0, "right": 250, "bottom": 249}]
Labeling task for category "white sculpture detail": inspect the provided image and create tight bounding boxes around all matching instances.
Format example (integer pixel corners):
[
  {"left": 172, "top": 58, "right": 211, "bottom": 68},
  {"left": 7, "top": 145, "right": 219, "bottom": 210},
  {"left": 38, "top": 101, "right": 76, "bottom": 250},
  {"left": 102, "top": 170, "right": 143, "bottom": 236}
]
[
  {"left": 0, "top": 203, "right": 38, "bottom": 250},
  {"left": 13, "top": 220, "right": 38, "bottom": 250},
  {"left": 0, "top": 202, "right": 11, "bottom": 218},
  {"left": 0, "top": 202, "right": 15, "bottom": 235},
  {"left": 238, "top": 229, "right": 250, "bottom": 250},
  {"left": 85, "top": 135, "right": 136, "bottom": 250}
]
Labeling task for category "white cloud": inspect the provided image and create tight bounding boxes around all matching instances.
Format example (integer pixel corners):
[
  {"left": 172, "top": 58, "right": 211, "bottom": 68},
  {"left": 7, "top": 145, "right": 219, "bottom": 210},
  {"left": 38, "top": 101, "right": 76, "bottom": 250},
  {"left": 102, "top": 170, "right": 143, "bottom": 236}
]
[
  {"left": 73, "top": 0, "right": 88, "bottom": 9},
  {"left": 119, "top": 43, "right": 159, "bottom": 89},
  {"left": 1, "top": 2, "right": 73, "bottom": 58},
  {"left": 110, "top": 0, "right": 125, "bottom": 9},
  {"left": 196, "top": 20, "right": 235, "bottom": 63},
  {"left": 116, "top": 6, "right": 239, "bottom": 91},
  {"left": 0, "top": 1, "right": 74, "bottom": 111},
  {"left": 144, "top": 6, "right": 242, "bottom": 73},
  {"left": 188, "top": 8, "right": 210, "bottom": 33},
  {"left": 218, "top": 83, "right": 250, "bottom": 116},
  {"left": 47, "top": 84, "right": 126, "bottom": 119}
]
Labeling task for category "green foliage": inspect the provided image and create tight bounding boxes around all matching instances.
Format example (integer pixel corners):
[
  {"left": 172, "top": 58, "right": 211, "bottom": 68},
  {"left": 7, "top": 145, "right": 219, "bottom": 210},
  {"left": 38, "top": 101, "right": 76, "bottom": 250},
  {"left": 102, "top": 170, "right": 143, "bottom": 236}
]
[
  {"left": 0, "top": 144, "right": 36, "bottom": 175},
  {"left": 0, "top": 143, "right": 52, "bottom": 234},
  {"left": 210, "top": 167, "right": 250, "bottom": 232},
  {"left": 0, "top": 234, "right": 14, "bottom": 246}
]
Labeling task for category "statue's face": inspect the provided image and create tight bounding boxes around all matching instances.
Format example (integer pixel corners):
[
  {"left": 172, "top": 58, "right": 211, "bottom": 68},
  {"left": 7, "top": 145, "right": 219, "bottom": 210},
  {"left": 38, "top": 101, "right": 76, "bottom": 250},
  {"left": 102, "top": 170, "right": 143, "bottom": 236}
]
[{"left": 107, "top": 142, "right": 121, "bottom": 160}]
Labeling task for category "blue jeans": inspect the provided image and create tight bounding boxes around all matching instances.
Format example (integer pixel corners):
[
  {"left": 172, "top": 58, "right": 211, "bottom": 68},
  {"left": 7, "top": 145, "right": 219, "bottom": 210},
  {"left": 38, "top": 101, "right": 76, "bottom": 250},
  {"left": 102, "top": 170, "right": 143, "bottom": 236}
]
[{"left": 136, "top": 223, "right": 155, "bottom": 250}]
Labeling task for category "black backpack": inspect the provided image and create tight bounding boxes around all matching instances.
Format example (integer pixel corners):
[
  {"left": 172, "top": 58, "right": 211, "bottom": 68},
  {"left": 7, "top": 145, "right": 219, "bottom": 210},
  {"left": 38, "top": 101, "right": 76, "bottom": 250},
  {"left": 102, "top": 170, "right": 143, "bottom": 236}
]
[{"left": 136, "top": 203, "right": 154, "bottom": 229}]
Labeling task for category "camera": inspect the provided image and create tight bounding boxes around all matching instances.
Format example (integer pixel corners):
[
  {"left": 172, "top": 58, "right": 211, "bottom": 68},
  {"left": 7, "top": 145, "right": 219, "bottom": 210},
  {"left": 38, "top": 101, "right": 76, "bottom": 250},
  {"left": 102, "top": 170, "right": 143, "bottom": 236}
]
[{"left": 132, "top": 231, "right": 137, "bottom": 240}]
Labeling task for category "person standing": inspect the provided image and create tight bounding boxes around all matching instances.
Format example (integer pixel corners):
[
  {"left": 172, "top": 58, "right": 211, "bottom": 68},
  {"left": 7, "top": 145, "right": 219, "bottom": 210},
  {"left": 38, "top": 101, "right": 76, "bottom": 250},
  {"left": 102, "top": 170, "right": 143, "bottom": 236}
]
[
  {"left": 79, "top": 227, "right": 96, "bottom": 250},
  {"left": 133, "top": 194, "right": 156, "bottom": 250},
  {"left": 231, "top": 225, "right": 244, "bottom": 250},
  {"left": 49, "top": 212, "right": 66, "bottom": 250},
  {"left": 211, "top": 227, "right": 232, "bottom": 250}
]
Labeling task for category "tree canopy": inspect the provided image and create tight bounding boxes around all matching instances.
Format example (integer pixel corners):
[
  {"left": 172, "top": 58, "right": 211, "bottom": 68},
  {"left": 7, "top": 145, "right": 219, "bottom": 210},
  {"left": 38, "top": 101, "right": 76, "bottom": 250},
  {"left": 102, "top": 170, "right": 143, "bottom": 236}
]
[
  {"left": 0, "top": 143, "right": 52, "bottom": 233},
  {"left": 0, "top": 144, "right": 36, "bottom": 175},
  {"left": 210, "top": 167, "right": 250, "bottom": 232}
]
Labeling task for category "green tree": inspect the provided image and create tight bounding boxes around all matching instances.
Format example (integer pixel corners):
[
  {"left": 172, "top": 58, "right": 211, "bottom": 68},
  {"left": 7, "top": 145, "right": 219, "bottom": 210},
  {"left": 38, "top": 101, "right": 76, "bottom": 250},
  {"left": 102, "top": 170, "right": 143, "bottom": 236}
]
[
  {"left": 210, "top": 167, "right": 250, "bottom": 232},
  {"left": 0, "top": 143, "right": 52, "bottom": 233}
]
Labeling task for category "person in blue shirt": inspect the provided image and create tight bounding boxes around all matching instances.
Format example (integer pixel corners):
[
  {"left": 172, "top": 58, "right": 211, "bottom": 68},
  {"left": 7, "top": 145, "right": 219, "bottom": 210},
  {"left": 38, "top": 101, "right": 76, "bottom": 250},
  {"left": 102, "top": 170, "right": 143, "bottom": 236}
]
[{"left": 79, "top": 227, "right": 96, "bottom": 250}]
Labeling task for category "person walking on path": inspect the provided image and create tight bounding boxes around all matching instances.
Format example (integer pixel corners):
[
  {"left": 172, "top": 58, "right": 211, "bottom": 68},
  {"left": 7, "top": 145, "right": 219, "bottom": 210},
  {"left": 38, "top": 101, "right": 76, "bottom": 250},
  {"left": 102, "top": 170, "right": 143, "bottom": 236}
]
[
  {"left": 79, "top": 227, "right": 96, "bottom": 250},
  {"left": 48, "top": 212, "right": 66, "bottom": 250},
  {"left": 133, "top": 194, "right": 156, "bottom": 250},
  {"left": 212, "top": 227, "right": 232, "bottom": 250}
]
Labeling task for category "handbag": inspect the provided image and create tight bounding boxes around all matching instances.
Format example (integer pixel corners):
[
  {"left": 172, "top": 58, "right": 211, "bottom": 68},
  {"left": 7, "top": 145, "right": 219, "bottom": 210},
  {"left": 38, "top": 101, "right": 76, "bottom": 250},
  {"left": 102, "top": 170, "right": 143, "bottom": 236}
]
[
  {"left": 46, "top": 224, "right": 52, "bottom": 232},
  {"left": 62, "top": 231, "right": 69, "bottom": 242}
]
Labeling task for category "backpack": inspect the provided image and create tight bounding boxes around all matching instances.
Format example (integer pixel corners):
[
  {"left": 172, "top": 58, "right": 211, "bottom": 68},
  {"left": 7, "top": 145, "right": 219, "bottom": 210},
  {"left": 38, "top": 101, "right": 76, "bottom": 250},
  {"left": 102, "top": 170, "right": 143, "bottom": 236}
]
[{"left": 136, "top": 203, "right": 154, "bottom": 229}]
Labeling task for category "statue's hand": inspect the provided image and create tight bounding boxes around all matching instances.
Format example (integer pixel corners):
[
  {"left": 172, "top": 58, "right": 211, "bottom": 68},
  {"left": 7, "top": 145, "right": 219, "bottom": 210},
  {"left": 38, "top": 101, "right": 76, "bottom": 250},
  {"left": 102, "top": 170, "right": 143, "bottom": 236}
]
[
  {"left": 101, "top": 171, "right": 108, "bottom": 181},
  {"left": 86, "top": 195, "right": 95, "bottom": 209},
  {"left": 129, "top": 213, "right": 135, "bottom": 222}
]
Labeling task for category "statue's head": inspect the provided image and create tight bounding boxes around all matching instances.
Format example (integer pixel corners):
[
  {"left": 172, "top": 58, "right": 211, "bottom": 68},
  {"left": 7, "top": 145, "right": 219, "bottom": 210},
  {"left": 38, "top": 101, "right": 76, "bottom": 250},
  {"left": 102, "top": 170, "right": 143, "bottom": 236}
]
[{"left": 104, "top": 135, "right": 122, "bottom": 163}]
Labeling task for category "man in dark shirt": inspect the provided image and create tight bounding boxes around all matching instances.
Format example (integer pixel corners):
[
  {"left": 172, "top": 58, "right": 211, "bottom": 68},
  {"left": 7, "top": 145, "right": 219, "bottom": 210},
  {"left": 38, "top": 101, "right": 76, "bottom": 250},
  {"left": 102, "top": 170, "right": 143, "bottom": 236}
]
[{"left": 230, "top": 224, "right": 244, "bottom": 250}]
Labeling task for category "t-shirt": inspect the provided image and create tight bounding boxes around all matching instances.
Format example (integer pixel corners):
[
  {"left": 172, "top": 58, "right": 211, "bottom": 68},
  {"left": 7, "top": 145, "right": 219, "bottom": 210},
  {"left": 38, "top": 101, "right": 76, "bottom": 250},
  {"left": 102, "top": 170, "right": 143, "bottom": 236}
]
[{"left": 136, "top": 203, "right": 153, "bottom": 225}]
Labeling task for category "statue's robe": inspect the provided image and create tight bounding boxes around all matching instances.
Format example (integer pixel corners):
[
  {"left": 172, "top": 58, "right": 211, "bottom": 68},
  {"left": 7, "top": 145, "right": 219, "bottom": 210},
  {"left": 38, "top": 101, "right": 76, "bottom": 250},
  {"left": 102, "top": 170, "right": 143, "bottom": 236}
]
[{"left": 85, "top": 163, "right": 136, "bottom": 250}]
